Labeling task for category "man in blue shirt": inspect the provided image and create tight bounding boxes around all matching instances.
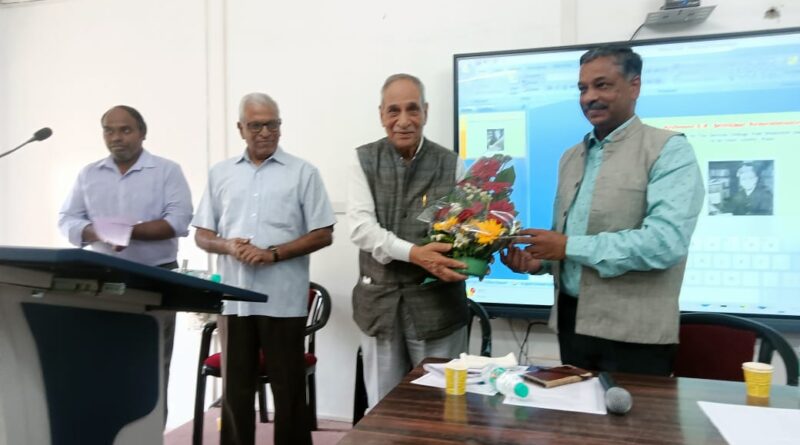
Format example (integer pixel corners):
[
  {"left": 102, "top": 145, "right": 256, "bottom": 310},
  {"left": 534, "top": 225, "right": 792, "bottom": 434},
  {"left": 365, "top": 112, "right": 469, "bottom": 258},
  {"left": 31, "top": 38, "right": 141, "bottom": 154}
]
[
  {"left": 193, "top": 92, "right": 335, "bottom": 445},
  {"left": 59, "top": 105, "right": 193, "bottom": 419},
  {"left": 502, "top": 46, "right": 705, "bottom": 375}
]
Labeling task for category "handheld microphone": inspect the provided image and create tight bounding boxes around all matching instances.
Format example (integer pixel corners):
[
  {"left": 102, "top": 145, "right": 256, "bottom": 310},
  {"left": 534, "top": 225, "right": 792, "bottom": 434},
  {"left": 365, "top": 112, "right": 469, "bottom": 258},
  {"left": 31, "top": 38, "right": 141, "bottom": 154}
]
[
  {"left": 598, "top": 371, "right": 633, "bottom": 415},
  {"left": 0, "top": 127, "right": 53, "bottom": 160}
]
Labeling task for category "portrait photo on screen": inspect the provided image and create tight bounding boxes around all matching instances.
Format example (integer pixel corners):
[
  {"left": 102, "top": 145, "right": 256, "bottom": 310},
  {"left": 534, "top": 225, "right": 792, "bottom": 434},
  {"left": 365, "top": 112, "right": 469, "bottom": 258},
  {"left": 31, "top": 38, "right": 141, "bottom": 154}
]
[
  {"left": 486, "top": 128, "right": 505, "bottom": 151},
  {"left": 708, "top": 160, "right": 774, "bottom": 216}
]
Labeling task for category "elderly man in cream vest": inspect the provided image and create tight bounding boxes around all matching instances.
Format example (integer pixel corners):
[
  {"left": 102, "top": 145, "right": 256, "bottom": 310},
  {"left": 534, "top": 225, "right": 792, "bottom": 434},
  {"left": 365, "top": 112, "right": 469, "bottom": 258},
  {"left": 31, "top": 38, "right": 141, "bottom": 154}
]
[{"left": 501, "top": 46, "right": 704, "bottom": 376}]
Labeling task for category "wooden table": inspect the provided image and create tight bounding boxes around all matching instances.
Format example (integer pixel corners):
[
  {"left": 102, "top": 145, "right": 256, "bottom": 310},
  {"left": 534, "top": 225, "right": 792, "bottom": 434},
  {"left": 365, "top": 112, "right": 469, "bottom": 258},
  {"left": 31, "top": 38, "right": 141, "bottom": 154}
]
[{"left": 340, "top": 359, "right": 800, "bottom": 444}]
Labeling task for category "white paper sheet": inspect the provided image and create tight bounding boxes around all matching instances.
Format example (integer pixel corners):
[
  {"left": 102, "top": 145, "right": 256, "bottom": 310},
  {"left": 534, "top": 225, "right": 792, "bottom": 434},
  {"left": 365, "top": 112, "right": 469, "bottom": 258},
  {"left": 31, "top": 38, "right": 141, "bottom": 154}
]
[
  {"left": 410, "top": 366, "right": 607, "bottom": 411},
  {"left": 93, "top": 217, "right": 135, "bottom": 247},
  {"left": 698, "top": 401, "right": 800, "bottom": 445},
  {"left": 422, "top": 362, "right": 487, "bottom": 384},
  {"left": 502, "top": 377, "right": 607, "bottom": 415},
  {"left": 411, "top": 372, "right": 499, "bottom": 396}
]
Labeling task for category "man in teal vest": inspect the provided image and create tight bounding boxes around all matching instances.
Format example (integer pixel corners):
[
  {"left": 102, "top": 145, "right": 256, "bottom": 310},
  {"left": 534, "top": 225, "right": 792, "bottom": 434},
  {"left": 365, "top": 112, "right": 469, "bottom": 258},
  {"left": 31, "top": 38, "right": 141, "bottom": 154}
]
[
  {"left": 347, "top": 74, "right": 470, "bottom": 406},
  {"left": 501, "top": 46, "right": 705, "bottom": 375}
]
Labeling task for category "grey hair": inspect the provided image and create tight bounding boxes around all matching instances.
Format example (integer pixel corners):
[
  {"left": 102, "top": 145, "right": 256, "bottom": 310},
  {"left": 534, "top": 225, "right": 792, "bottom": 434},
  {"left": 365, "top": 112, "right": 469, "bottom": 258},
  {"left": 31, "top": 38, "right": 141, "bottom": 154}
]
[
  {"left": 238, "top": 92, "right": 280, "bottom": 122},
  {"left": 580, "top": 46, "right": 642, "bottom": 80},
  {"left": 380, "top": 73, "right": 426, "bottom": 106}
]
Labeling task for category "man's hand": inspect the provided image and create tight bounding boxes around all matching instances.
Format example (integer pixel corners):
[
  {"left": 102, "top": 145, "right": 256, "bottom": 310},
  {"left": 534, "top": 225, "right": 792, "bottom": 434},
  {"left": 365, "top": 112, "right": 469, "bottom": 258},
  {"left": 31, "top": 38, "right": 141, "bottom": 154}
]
[
  {"left": 513, "top": 228, "right": 567, "bottom": 261},
  {"left": 228, "top": 238, "right": 273, "bottom": 265},
  {"left": 82, "top": 224, "right": 127, "bottom": 251},
  {"left": 500, "top": 246, "right": 542, "bottom": 274},
  {"left": 81, "top": 224, "right": 101, "bottom": 244},
  {"left": 409, "top": 243, "right": 468, "bottom": 282},
  {"left": 236, "top": 243, "right": 273, "bottom": 265},
  {"left": 225, "top": 238, "right": 251, "bottom": 257}
]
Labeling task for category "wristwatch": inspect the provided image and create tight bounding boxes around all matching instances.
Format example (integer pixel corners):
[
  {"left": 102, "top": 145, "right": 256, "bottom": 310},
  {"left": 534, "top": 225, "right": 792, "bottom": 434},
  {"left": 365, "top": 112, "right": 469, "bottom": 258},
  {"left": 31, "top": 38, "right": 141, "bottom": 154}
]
[{"left": 267, "top": 245, "right": 281, "bottom": 263}]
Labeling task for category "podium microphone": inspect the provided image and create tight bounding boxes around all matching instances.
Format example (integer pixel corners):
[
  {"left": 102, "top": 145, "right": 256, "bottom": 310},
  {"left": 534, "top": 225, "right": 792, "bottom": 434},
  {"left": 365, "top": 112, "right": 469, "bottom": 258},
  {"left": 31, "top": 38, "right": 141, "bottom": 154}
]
[
  {"left": 0, "top": 127, "right": 53, "bottom": 160},
  {"left": 598, "top": 371, "right": 633, "bottom": 415}
]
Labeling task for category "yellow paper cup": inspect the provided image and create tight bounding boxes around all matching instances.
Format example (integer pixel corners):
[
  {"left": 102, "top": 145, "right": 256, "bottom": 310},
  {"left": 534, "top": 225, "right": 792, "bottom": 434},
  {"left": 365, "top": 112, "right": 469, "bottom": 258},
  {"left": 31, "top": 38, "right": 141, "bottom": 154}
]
[
  {"left": 444, "top": 360, "right": 467, "bottom": 396},
  {"left": 742, "top": 361, "right": 773, "bottom": 398}
]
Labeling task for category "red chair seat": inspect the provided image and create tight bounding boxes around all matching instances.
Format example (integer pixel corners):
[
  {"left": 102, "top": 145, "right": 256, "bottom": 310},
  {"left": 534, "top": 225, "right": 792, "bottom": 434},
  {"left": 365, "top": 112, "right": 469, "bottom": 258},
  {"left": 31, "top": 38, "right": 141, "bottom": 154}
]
[{"left": 203, "top": 351, "right": 317, "bottom": 370}]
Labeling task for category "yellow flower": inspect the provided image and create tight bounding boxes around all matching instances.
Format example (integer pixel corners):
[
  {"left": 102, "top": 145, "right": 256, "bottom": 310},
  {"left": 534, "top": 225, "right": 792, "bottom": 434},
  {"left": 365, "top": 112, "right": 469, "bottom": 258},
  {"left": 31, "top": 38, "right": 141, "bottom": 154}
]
[
  {"left": 433, "top": 216, "right": 458, "bottom": 232},
  {"left": 473, "top": 219, "right": 506, "bottom": 245}
]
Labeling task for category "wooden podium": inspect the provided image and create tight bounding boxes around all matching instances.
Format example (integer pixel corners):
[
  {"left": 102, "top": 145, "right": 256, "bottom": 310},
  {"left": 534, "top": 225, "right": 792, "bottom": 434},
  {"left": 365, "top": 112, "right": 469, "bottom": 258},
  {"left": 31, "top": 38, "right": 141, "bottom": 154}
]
[{"left": 0, "top": 247, "right": 267, "bottom": 445}]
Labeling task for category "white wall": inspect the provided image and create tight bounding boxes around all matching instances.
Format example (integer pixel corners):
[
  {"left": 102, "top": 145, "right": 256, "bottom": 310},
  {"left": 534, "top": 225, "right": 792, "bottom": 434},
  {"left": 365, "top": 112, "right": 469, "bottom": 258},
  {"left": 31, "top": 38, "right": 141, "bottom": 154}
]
[
  {"left": 2, "top": 0, "right": 799, "bottom": 430},
  {"left": 0, "top": 0, "right": 214, "bottom": 431}
]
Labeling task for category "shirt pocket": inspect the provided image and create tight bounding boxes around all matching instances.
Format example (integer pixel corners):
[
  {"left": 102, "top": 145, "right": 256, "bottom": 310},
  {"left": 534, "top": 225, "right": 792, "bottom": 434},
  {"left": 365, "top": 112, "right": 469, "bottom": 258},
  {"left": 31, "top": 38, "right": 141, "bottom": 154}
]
[
  {"left": 124, "top": 179, "right": 164, "bottom": 221},
  {"left": 260, "top": 180, "right": 302, "bottom": 232}
]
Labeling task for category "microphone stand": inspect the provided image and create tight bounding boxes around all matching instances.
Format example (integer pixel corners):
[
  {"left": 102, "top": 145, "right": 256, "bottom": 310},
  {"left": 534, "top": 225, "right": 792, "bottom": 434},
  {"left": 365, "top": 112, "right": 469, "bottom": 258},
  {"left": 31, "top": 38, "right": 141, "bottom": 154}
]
[{"left": 0, "top": 138, "right": 36, "bottom": 160}]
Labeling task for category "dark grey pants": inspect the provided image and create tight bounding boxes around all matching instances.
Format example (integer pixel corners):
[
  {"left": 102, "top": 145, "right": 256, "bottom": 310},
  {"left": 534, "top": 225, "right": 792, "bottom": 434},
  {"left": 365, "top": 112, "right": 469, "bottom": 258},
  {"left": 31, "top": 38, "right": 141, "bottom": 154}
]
[{"left": 220, "top": 314, "right": 311, "bottom": 445}]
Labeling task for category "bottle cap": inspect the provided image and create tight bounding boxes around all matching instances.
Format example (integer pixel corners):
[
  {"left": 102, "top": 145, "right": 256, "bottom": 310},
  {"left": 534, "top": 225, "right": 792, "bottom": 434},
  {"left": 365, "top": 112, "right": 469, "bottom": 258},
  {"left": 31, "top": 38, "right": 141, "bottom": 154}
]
[
  {"left": 513, "top": 382, "right": 529, "bottom": 398},
  {"left": 209, "top": 274, "right": 222, "bottom": 283}
]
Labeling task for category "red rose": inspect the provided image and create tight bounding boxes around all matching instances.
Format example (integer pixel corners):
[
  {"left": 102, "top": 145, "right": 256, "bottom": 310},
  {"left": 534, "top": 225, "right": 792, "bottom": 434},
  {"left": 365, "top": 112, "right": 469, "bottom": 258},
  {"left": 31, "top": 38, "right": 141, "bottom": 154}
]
[
  {"left": 456, "top": 209, "right": 475, "bottom": 222},
  {"left": 489, "top": 200, "right": 515, "bottom": 214},
  {"left": 434, "top": 205, "right": 451, "bottom": 220},
  {"left": 488, "top": 200, "right": 516, "bottom": 225},
  {"left": 469, "top": 202, "right": 485, "bottom": 214},
  {"left": 470, "top": 158, "right": 502, "bottom": 180}
]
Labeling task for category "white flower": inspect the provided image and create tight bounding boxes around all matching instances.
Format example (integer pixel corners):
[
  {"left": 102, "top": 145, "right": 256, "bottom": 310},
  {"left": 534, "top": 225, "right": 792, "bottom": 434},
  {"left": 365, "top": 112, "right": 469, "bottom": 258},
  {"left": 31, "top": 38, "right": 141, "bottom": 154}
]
[
  {"left": 510, "top": 220, "right": 522, "bottom": 235},
  {"left": 454, "top": 232, "right": 470, "bottom": 249}
]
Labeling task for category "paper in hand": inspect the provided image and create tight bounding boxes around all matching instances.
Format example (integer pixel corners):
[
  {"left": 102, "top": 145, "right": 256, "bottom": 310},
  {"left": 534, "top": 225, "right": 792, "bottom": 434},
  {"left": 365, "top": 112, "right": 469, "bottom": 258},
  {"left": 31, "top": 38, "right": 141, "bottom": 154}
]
[{"left": 92, "top": 217, "right": 135, "bottom": 247}]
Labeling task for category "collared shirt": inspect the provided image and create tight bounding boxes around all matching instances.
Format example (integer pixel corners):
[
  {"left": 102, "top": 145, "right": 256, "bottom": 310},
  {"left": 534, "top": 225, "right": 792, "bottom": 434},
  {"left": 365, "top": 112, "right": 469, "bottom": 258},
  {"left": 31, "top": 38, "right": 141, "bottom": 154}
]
[
  {"left": 560, "top": 116, "right": 705, "bottom": 297},
  {"left": 192, "top": 147, "right": 336, "bottom": 317},
  {"left": 347, "top": 137, "right": 465, "bottom": 264},
  {"left": 58, "top": 149, "right": 193, "bottom": 266}
]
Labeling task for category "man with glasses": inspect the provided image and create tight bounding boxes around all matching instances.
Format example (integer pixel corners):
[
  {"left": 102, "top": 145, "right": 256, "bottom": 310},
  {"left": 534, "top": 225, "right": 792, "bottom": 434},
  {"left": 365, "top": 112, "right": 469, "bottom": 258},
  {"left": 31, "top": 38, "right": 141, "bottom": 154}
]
[{"left": 193, "top": 92, "right": 335, "bottom": 445}]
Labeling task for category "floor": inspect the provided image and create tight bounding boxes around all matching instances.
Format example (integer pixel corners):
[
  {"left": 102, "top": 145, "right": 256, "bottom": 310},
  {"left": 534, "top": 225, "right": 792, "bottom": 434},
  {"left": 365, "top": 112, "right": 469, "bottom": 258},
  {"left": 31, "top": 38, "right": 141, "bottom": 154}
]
[{"left": 164, "top": 408, "right": 352, "bottom": 445}]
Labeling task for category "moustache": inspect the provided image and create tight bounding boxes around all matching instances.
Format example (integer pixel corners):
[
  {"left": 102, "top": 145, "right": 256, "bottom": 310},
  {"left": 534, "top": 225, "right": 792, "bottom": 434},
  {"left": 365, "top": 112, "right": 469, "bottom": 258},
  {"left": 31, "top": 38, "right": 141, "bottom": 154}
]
[{"left": 585, "top": 101, "right": 608, "bottom": 111}]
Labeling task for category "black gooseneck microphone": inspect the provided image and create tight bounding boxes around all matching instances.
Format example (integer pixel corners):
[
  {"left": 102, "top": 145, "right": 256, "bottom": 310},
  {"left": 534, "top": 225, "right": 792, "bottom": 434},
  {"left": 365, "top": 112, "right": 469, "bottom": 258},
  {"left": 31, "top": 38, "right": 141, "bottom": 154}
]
[
  {"left": 0, "top": 127, "right": 53, "bottom": 160},
  {"left": 598, "top": 371, "right": 633, "bottom": 415}
]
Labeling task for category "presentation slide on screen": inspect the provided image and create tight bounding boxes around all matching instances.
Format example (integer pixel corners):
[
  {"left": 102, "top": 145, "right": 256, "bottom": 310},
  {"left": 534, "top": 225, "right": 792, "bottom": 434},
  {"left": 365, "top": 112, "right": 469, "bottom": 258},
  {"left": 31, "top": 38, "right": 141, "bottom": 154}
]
[{"left": 456, "top": 31, "right": 800, "bottom": 316}]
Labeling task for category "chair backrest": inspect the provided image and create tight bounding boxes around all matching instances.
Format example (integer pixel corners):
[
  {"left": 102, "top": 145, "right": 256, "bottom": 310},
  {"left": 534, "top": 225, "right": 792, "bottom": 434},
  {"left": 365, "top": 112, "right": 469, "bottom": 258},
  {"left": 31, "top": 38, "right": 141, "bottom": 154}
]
[
  {"left": 305, "top": 282, "right": 332, "bottom": 355},
  {"left": 674, "top": 312, "right": 798, "bottom": 386},
  {"left": 467, "top": 299, "right": 492, "bottom": 357}
]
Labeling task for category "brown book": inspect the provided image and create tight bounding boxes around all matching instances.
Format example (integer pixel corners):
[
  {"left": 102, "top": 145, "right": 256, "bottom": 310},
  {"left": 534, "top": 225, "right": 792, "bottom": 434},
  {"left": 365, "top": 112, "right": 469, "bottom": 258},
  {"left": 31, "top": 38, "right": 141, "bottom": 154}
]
[{"left": 522, "top": 365, "right": 594, "bottom": 388}]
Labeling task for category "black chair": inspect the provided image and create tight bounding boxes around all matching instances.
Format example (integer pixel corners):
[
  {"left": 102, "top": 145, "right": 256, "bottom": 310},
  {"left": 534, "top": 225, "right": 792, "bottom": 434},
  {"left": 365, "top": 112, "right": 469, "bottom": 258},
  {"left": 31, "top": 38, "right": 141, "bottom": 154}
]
[
  {"left": 674, "top": 312, "right": 798, "bottom": 386},
  {"left": 192, "top": 282, "right": 331, "bottom": 444},
  {"left": 467, "top": 299, "right": 492, "bottom": 357},
  {"left": 352, "top": 299, "right": 493, "bottom": 424}
]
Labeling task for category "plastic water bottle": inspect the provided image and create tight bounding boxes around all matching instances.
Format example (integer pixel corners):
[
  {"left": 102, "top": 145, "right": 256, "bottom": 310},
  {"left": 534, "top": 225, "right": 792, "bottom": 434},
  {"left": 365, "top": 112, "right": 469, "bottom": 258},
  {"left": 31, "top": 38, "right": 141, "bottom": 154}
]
[
  {"left": 173, "top": 260, "right": 221, "bottom": 282},
  {"left": 486, "top": 366, "right": 532, "bottom": 399}
]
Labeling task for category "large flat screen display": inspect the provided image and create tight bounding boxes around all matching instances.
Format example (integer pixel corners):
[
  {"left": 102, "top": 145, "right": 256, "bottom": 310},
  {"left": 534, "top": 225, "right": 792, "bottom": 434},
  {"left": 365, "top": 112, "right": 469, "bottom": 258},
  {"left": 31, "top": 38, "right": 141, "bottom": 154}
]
[{"left": 455, "top": 28, "right": 800, "bottom": 318}]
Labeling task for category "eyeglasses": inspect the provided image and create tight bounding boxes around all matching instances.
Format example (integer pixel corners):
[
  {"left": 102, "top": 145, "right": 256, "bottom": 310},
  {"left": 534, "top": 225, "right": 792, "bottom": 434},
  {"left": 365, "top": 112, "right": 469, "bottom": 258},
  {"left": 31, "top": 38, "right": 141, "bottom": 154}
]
[{"left": 245, "top": 119, "right": 282, "bottom": 133}]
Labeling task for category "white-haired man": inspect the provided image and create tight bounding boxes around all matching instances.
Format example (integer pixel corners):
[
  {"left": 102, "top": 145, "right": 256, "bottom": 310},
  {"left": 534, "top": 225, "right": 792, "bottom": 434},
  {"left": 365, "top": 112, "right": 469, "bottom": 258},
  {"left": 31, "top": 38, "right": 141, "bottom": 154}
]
[{"left": 193, "top": 93, "right": 335, "bottom": 445}]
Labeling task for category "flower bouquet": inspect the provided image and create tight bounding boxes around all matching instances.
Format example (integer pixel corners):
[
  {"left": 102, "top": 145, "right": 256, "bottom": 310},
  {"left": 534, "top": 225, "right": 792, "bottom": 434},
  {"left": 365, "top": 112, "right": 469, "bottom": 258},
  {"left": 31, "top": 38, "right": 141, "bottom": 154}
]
[{"left": 421, "top": 154, "right": 520, "bottom": 278}]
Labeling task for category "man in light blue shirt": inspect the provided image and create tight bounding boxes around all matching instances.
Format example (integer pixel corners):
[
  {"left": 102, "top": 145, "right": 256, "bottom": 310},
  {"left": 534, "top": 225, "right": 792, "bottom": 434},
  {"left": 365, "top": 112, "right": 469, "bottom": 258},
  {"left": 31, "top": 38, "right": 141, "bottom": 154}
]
[
  {"left": 58, "top": 105, "right": 193, "bottom": 420},
  {"left": 502, "top": 46, "right": 704, "bottom": 375},
  {"left": 193, "top": 93, "right": 335, "bottom": 445}
]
